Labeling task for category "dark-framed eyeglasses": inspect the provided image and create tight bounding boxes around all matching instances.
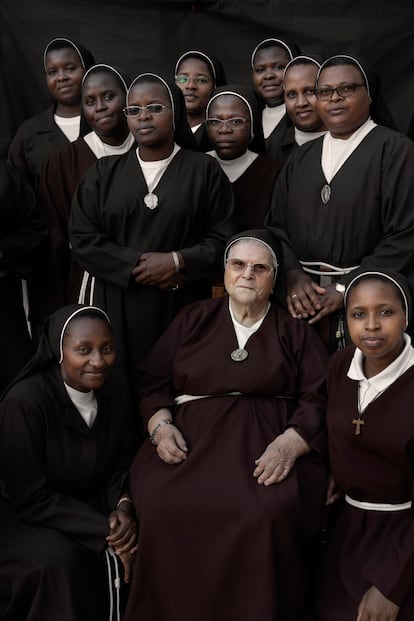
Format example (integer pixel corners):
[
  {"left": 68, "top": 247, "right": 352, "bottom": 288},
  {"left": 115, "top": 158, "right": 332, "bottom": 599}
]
[
  {"left": 314, "top": 83, "right": 367, "bottom": 101},
  {"left": 175, "top": 74, "right": 212, "bottom": 86},
  {"left": 123, "top": 104, "right": 167, "bottom": 117},
  {"left": 205, "top": 117, "right": 250, "bottom": 130},
  {"left": 225, "top": 258, "right": 274, "bottom": 276}
]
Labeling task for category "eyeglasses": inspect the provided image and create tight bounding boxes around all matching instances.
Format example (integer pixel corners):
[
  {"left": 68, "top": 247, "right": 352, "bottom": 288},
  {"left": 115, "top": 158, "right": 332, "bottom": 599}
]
[
  {"left": 123, "top": 104, "right": 167, "bottom": 117},
  {"left": 226, "top": 258, "right": 274, "bottom": 276},
  {"left": 175, "top": 74, "right": 212, "bottom": 86},
  {"left": 314, "top": 83, "right": 366, "bottom": 101},
  {"left": 205, "top": 118, "right": 249, "bottom": 130}
]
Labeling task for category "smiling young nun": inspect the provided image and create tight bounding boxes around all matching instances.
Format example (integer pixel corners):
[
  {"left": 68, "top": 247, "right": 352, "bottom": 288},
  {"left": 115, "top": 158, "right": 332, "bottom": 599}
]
[{"left": 0, "top": 304, "right": 137, "bottom": 621}]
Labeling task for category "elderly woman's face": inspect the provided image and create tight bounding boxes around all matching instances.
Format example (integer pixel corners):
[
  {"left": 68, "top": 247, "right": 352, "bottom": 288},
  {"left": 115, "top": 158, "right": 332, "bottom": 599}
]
[
  {"left": 316, "top": 64, "right": 370, "bottom": 139},
  {"left": 224, "top": 240, "right": 274, "bottom": 307}
]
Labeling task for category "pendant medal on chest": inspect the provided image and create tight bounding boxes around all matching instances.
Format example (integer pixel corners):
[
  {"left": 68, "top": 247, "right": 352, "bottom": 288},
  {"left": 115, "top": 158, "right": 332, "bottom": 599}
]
[
  {"left": 230, "top": 348, "right": 248, "bottom": 362},
  {"left": 144, "top": 192, "right": 159, "bottom": 210},
  {"left": 321, "top": 184, "right": 331, "bottom": 205}
]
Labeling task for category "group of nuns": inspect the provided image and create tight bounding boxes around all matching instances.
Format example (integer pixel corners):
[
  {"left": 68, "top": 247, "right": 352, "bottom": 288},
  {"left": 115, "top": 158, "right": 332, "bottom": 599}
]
[{"left": 2, "top": 32, "right": 414, "bottom": 621}]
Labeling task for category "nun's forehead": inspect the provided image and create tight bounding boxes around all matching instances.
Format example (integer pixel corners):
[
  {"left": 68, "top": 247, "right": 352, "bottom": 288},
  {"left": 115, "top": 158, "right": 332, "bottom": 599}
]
[
  {"left": 128, "top": 79, "right": 170, "bottom": 102},
  {"left": 252, "top": 40, "right": 292, "bottom": 66},
  {"left": 320, "top": 62, "right": 363, "bottom": 80},
  {"left": 345, "top": 273, "right": 410, "bottom": 320},
  {"left": 209, "top": 93, "right": 249, "bottom": 111},
  {"left": 44, "top": 39, "right": 83, "bottom": 67},
  {"left": 177, "top": 54, "right": 213, "bottom": 74},
  {"left": 227, "top": 238, "right": 274, "bottom": 261}
]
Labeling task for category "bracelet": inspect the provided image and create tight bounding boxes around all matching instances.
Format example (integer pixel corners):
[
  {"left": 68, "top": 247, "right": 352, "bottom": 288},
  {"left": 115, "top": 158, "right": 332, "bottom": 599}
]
[
  {"left": 150, "top": 419, "right": 172, "bottom": 445},
  {"left": 116, "top": 496, "right": 134, "bottom": 509},
  {"left": 171, "top": 251, "right": 180, "bottom": 273}
]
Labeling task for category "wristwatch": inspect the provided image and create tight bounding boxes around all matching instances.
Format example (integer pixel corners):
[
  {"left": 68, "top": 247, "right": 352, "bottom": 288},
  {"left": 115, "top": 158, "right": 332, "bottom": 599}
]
[{"left": 335, "top": 282, "right": 345, "bottom": 296}]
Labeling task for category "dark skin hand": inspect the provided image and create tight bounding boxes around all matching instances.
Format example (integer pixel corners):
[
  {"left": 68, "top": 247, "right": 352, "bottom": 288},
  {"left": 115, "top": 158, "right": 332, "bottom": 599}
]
[
  {"left": 286, "top": 269, "right": 343, "bottom": 323},
  {"left": 106, "top": 507, "right": 137, "bottom": 583},
  {"left": 132, "top": 252, "right": 186, "bottom": 290}
]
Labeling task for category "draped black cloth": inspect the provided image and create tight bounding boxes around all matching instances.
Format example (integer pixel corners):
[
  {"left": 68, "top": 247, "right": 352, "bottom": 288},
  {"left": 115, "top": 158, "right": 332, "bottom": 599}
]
[{"left": 0, "top": 161, "right": 47, "bottom": 394}]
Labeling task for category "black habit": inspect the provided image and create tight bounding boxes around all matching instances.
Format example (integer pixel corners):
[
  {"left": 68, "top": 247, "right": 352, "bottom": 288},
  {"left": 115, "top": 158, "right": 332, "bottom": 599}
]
[
  {"left": 267, "top": 126, "right": 414, "bottom": 287},
  {"left": 0, "top": 363, "right": 135, "bottom": 621},
  {"left": 69, "top": 148, "right": 235, "bottom": 394},
  {"left": 7, "top": 106, "right": 73, "bottom": 190}
]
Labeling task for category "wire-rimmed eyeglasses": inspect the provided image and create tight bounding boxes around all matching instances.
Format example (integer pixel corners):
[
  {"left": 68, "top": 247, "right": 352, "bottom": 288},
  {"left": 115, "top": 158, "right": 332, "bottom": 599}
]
[
  {"left": 175, "top": 74, "right": 212, "bottom": 86},
  {"left": 205, "top": 117, "right": 250, "bottom": 130},
  {"left": 123, "top": 104, "right": 167, "bottom": 117},
  {"left": 226, "top": 258, "right": 274, "bottom": 276}
]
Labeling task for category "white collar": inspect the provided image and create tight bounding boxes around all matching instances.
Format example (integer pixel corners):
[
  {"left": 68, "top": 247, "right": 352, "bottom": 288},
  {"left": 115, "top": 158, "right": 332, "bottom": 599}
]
[
  {"left": 136, "top": 143, "right": 180, "bottom": 168},
  {"left": 207, "top": 149, "right": 258, "bottom": 182},
  {"left": 348, "top": 333, "right": 414, "bottom": 389},
  {"left": 263, "top": 103, "right": 285, "bottom": 117},
  {"left": 321, "top": 117, "right": 376, "bottom": 183},
  {"left": 325, "top": 117, "right": 376, "bottom": 147},
  {"left": 294, "top": 127, "right": 326, "bottom": 146},
  {"left": 262, "top": 104, "right": 286, "bottom": 139},
  {"left": 64, "top": 382, "right": 98, "bottom": 428},
  {"left": 228, "top": 299, "right": 270, "bottom": 350},
  {"left": 84, "top": 131, "right": 135, "bottom": 159}
]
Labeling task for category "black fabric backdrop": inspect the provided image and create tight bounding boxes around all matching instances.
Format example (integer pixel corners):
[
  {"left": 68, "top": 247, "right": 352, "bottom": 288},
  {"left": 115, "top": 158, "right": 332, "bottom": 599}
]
[{"left": 1, "top": 0, "right": 413, "bottom": 158}]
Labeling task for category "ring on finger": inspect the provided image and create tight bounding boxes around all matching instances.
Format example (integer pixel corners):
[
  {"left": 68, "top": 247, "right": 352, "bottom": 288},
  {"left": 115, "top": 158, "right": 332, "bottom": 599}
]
[{"left": 291, "top": 293, "right": 298, "bottom": 299}]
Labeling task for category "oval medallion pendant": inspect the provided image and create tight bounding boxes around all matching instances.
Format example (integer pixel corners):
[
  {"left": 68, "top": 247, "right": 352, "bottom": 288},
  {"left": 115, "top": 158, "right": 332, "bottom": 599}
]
[
  {"left": 321, "top": 184, "right": 331, "bottom": 205},
  {"left": 144, "top": 192, "right": 159, "bottom": 210},
  {"left": 230, "top": 348, "right": 248, "bottom": 362}
]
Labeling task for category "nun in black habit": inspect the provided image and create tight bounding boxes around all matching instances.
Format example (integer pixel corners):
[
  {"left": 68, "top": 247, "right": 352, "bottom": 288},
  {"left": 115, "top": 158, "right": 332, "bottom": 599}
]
[
  {"left": 266, "top": 54, "right": 414, "bottom": 350},
  {"left": 69, "top": 73, "right": 235, "bottom": 403},
  {"left": 174, "top": 49, "right": 227, "bottom": 151},
  {"left": 7, "top": 37, "right": 95, "bottom": 190},
  {"left": 206, "top": 84, "right": 283, "bottom": 229},
  {"left": 30, "top": 64, "right": 134, "bottom": 329},
  {"left": 250, "top": 37, "right": 301, "bottom": 160},
  {"left": 0, "top": 304, "right": 137, "bottom": 621}
]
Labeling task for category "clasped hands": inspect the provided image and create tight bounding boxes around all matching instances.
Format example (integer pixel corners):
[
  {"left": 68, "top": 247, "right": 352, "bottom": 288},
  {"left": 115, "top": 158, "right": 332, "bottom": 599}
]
[
  {"left": 132, "top": 251, "right": 185, "bottom": 290},
  {"left": 106, "top": 504, "right": 137, "bottom": 583},
  {"left": 286, "top": 269, "right": 344, "bottom": 324}
]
